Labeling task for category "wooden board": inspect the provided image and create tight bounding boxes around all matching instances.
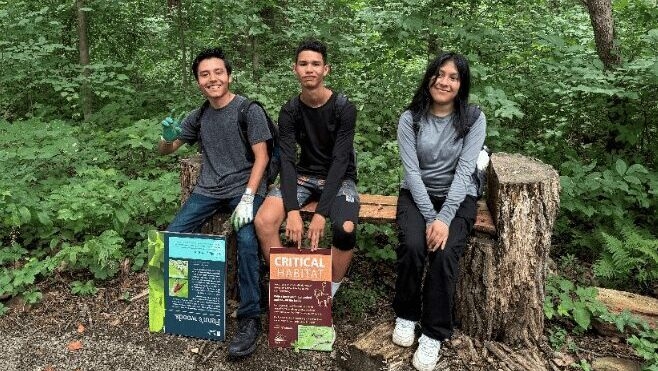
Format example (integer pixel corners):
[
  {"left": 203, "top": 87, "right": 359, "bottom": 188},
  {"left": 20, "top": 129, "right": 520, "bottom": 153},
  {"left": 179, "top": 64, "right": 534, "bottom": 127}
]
[{"left": 301, "top": 194, "right": 496, "bottom": 236}]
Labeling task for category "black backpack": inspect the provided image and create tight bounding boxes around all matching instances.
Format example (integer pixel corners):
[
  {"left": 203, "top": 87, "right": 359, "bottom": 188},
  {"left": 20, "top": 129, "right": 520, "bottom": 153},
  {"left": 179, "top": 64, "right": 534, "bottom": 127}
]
[
  {"left": 236, "top": 98, "right": 280, "bottom": 187},
  {"left": 194, "top": 98, "right": 281, "bottom": 187}
]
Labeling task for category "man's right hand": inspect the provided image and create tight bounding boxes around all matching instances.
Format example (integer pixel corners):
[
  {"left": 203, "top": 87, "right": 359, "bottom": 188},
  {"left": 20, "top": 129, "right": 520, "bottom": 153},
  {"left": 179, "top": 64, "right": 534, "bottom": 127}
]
[
  {"left": 161, "top": 115, "right": 182, "bottom": 142},
  {"left": 285, "top": 210, "right": 304, "bottom": 248}
]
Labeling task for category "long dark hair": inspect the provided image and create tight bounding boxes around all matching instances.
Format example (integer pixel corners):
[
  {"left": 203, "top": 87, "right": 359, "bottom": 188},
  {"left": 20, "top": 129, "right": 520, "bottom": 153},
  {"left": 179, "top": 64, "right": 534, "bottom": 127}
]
[{"left": 407, "top": 52, "right": 472, "bottom": 139}]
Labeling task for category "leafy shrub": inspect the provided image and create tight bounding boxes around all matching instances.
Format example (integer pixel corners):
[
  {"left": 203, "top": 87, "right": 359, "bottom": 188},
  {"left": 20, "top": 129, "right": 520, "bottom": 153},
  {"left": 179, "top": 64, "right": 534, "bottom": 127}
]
[
  {"left": 558, "top": 158, "right": 658, "bottom": 260},
  {"left": 594, "top": 223, "right": 658, "bottom": 291},
  {"left": 544, "top": 275, "right": 658, "bottom": 370}
]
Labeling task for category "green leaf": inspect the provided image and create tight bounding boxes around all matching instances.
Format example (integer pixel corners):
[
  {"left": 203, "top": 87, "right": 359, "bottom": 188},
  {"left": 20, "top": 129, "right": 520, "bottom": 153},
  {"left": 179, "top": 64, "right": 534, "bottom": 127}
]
[
  {"left": 615, "top": 159, "right": 627, "bottom": 176},
  {"left": 36, "top": 211, "right": 52, "bottom": 227},
  {"left": 18, "top": 207, "right": 31, "bottom": 223},
  {"left": 572, "top": 302, "right": 591, "bottom": 330},
  {"left": 115, "top": 209, "right": 129, "bottom": 225}
]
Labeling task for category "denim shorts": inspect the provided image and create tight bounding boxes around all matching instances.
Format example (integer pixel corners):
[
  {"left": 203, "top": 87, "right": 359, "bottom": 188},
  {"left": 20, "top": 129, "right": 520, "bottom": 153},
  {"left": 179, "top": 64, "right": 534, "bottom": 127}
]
[
  {"left": 268, "top": 175, "right": 360, "bottom": 250},
  {"left": 268, "top": 175, "right": 360, "bottom": 208}
]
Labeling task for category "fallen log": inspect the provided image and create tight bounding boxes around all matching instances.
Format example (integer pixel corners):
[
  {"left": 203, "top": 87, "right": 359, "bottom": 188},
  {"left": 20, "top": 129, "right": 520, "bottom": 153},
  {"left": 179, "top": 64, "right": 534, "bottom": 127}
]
[{"left": 593, "top": 287, "right": 658, "bottom": 336}]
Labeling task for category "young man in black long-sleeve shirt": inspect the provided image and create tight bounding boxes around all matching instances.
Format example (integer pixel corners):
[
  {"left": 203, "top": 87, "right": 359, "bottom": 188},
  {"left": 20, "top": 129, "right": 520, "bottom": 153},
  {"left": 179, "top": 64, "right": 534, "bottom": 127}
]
[{"left": 254, "top": 40, "right": 359, "bottom": 298}]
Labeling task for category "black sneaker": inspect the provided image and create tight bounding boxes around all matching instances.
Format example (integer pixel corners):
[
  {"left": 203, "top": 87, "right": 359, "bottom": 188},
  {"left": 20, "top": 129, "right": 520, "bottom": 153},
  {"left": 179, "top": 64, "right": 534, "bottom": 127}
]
[{"left": 228, "top": 317, "right": 261, "bottom": 358}]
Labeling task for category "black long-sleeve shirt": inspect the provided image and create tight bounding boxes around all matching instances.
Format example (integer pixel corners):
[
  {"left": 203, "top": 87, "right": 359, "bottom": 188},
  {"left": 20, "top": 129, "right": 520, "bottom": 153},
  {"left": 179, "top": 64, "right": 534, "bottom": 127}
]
[{"left": 278, "top": 92, "right": 358, "bottom": 216}]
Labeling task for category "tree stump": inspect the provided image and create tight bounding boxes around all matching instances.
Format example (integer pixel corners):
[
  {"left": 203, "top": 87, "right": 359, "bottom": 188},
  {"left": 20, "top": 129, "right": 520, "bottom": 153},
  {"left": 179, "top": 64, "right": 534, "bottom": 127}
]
[
  {"left": 179, "top": 155, "right": 239, "bottom": 300},
  {"left": 455, "top": 152, "right": 560, "bottom": 346}
]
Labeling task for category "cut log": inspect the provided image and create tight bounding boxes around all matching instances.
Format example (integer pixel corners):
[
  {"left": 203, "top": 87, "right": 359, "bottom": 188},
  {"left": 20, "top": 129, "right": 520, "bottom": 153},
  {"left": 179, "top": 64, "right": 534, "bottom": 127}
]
[
  {"left": 592, "top": 287, "right": 658, "bottom": 336},
  {"left": 591, "top": 357, "right": 643, "bottom": 371},
  {"left": 596, "top": 287, "right": 658, "bottom": 324},
  {"left": 456, "top": 153, "right": 560, "bottom": 346}
]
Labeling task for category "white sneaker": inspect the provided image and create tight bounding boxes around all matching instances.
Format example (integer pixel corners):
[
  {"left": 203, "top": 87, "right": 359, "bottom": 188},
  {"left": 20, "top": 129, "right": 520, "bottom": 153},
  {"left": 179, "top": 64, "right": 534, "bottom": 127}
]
[
  {"left": 392, "top": 317, "right": 416, "bottom": 347},
  {"left": 412, "top": 334, "right": 441, "bottom": 371}
]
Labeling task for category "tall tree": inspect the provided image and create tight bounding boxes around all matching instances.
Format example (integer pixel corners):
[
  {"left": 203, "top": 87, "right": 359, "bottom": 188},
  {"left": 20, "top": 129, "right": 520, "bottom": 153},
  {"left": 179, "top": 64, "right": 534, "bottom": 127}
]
[
  {"left": 582, "top": 0, "right": 621, "bottom": 69},
  {"left": 76, "top": 0, "right": 92, "bottom": 121}
]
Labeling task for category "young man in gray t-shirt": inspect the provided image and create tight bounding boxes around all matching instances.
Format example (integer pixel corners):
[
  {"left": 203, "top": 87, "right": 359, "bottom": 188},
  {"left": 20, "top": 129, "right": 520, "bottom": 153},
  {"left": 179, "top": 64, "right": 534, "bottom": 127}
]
[{"left": 158, "top": 47, "right": 271, "bottom": 358}]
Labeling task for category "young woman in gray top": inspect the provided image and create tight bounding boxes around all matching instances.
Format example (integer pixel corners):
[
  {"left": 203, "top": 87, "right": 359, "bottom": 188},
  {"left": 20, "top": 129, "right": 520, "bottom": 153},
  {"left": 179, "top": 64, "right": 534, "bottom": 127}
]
[{"left": 391, "top": 52, "right": 486, "bottom": 371}]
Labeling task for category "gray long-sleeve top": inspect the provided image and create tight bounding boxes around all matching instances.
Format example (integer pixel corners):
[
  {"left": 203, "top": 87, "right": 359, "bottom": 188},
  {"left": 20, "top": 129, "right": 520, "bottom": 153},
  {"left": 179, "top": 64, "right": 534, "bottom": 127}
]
[{"left": 397, "top": 109, "right": 486, "bottom": 226}]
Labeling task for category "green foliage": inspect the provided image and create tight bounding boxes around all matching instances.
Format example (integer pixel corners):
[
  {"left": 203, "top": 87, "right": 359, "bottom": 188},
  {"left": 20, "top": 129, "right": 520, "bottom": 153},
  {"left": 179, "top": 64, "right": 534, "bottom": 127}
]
[
  {"left": 70, "top": 280, "right": 98, "bottom": 296},
  {"left": 544, "top": 275, "right": 608, "bottom": 332},
  {"left": 572, "top": 360, "right": 592, "bottom": 371},
  {"left": 594, "top": 223, "right": 658, "bottom": 289},
  {"left": 628, "top": 326, "right": 658, "bottom": 370},
  {"left": 22, "top": 290, "right": 43, "bottom": 305},
  {"left": 558, "top": 158, "right": 657, "bottom": 267},
  {"left": 545, "top": 275, "right": 658, "bottom": 370},
  {"left": 547, "top": 326, "right": 568, "bottom": 350},
  {"left": 356, "top": 223, "right": 397, "bottom": 262},
  {"left": 0, "top": 118, "right": 179, "bottom": 302},
  {"left": 333, "top": 276, "right": 383, "bottom": 320}
]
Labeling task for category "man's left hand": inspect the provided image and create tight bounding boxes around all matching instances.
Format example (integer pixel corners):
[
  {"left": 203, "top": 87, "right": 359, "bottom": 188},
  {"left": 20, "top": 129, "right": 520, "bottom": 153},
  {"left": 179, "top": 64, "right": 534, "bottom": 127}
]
[
  {"left": 230, "top": 193, "right": 255, "bottom": 231},
  {"left": 307, "top": 213, "right": 326, "bottom": 251}
]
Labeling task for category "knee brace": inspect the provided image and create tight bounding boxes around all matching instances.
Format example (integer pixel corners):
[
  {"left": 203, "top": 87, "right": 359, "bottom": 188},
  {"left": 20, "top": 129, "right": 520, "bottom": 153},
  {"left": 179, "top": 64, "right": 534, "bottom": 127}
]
[{"left": 331, "top": 221, "right": 356, "bottom": 251}]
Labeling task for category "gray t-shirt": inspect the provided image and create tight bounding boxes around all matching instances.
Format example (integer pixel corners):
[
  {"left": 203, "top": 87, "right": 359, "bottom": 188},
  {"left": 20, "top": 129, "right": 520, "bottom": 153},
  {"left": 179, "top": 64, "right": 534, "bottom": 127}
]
[
  {"left": 178, "top": 95, "right": 272, "bottom": 198},
  {"left": 398, "top": 109, "right": 486, "bottom": 225}
]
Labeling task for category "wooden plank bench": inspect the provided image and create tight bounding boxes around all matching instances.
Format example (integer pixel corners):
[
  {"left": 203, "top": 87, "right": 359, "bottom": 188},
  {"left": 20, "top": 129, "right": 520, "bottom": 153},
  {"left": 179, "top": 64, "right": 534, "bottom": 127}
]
[{"left": 300, "top": 194, "right": 496, "bottom": 236}]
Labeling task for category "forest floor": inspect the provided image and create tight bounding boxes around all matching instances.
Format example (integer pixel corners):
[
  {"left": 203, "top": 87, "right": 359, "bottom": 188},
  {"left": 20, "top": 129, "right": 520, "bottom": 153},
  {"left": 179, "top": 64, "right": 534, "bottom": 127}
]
[{"left": 0, "top": 254, "right": 645, "bottom": 371}]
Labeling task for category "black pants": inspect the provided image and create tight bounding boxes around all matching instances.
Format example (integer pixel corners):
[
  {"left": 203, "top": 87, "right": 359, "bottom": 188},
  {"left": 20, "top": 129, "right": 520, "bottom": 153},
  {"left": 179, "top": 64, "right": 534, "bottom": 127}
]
[{"left": 393, "top": 188, "right": 476, "bottom": 341}]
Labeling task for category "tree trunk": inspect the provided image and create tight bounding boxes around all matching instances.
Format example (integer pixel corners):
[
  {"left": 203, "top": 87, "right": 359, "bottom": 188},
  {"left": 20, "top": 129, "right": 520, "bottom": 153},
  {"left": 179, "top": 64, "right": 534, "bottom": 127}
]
[
  {"left": 76, "top": 0, "right": 92, "bottom": 121},
  {"left": 176, "top": 2, "right": 189, "bottom": 88},
  {"left": 583, "top": 0, "right": 621, "bottom": 70},
  {"left": 251, "top": 35, "right": 259, "bottom": 82},
  {"left": 455, "top": 153, "right": 560, "bottom": 347}
]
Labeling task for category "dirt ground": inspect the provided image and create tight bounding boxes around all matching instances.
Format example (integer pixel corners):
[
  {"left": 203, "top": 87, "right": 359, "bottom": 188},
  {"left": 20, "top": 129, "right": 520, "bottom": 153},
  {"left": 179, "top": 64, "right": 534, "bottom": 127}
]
[{"left": 0, "top": 254, "right": 643, "bottom": 371}]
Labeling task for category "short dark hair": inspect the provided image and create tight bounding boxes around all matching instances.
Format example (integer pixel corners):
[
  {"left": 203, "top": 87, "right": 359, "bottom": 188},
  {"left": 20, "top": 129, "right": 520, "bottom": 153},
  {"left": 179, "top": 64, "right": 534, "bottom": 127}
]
[
  {"left": 191, "top": 47, "right": 232, "bottom": 80},
  {"left": 295, "top": 40, "right": 327, "bottom": 64},
  {"left": 407, "top": 52, "right": 472, "bottom": 139}
]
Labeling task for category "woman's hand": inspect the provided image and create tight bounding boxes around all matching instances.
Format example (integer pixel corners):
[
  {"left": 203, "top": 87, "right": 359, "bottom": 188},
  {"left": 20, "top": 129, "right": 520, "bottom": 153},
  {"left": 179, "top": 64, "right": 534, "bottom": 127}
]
[{"left": 426, "top": 219, "right": 449, "bottom": 252}]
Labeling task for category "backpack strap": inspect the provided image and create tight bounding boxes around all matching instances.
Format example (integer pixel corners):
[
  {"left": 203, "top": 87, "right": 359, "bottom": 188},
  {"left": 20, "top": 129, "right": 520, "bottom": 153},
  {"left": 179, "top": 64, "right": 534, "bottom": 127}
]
[
  {"left": 466, "top": 104, "right": 482, "bottom": 129},
  {"left": 333, "top": 93, "right": 348, "bottom": 125},
  {"left": 237, "top": 98, "right": 256, "bottom": 161},
  {"left": 194, "top": 100, "right": 211, "bottom": 153}
]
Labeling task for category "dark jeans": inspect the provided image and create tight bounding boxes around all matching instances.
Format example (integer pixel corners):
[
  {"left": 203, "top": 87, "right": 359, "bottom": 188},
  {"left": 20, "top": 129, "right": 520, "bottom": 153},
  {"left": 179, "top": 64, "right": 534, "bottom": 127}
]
[
  {"left": 167, "top": 192, "right": 264, "bottom": 319},
  {"left": 393, "top": 188, "right": 476, "bottom": 341}
]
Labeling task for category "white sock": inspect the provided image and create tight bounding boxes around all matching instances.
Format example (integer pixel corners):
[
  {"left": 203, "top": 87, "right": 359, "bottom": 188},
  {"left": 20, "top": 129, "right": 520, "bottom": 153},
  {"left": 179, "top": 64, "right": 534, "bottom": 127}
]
[{"left": 331, "top": 281, "right": 341, "bottom": 297}]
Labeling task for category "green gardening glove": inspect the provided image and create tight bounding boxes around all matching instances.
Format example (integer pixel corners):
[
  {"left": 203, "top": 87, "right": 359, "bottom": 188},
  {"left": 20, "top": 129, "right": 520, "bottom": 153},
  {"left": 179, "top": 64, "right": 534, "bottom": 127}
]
[{"left": 161, "top": 111, "right": 183, "bottom": 142}]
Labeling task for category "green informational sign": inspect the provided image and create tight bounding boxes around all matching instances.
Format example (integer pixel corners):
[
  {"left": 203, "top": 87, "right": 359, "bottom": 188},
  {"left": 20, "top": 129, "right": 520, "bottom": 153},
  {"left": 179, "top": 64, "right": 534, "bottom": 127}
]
[{"left": 148, "top": 231, "right": 226, "bottom": 341}]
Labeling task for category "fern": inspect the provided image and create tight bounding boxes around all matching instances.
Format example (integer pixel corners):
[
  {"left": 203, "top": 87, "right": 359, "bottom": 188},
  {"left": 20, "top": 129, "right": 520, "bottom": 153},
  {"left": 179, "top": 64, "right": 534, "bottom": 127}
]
[{"left": 594, "top": 223, "right": 658, "bottom": 288}]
